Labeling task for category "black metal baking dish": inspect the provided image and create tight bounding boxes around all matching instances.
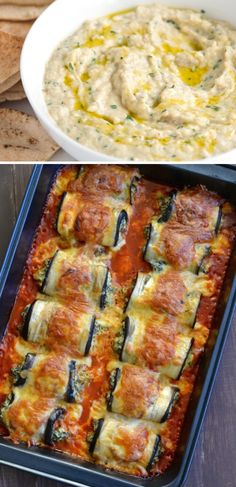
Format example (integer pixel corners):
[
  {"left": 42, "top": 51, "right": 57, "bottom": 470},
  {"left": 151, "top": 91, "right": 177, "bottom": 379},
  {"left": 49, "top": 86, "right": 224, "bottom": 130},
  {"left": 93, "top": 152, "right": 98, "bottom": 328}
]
[{"left": 0, "top": 164, "right": 235, "bottom": 487}]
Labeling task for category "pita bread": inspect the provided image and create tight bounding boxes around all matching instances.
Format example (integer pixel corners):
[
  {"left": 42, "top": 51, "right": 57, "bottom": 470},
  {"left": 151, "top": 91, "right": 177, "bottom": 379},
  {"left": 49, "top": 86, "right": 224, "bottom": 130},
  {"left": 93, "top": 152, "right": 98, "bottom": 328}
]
[
  {"left": 0, "top": 108, "right": 59, "bottom": 161},
  {"left": 0, "top": 20, "right": 33, "bottom": 38},
  {"left": 0, "top": 0, "right": 51, "bottom": 4},
  {"left": 0, "top": 71, "right": 20, "bottom": 94},
  {"left": 0, "top": 4, "right": 46, "bottom": 21},
  {"left": 0, "top": 80, "right": 25, "bottom": 102},
  {"left": 0, "top": 31, "right": 22, "bottom": 91}
]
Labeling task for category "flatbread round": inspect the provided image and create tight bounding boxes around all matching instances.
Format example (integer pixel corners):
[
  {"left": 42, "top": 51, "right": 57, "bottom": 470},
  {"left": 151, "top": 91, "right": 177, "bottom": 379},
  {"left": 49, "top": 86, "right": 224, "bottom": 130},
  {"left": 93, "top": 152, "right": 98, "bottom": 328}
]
[
  {"left": 0, "top": 0, "right": 51, "bottom": 4},
  {"left": 0, "top": 31, "right": 22, "bottom": 90},
  {"left": 0, "top": 80, "right": 25, "bottom": 102},
  {"left": 0, "top": 20, "right": 33, "bottom": 38},
  {"left": 0, "top": 4, "right": 46, "bottom": 21},
  {"left": 0, "top": 108, "right": 59, "bottom": 161},
  {"left": 0, "top": 71, "right": 20, "bottom": 94}
]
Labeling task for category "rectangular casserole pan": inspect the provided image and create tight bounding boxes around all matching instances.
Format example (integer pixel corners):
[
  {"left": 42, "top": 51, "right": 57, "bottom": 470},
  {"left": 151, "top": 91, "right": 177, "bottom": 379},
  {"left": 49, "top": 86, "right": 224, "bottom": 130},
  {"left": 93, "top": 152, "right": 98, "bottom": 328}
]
[{"left": 0, "top": 163, "right": 235, "bottom": 487}]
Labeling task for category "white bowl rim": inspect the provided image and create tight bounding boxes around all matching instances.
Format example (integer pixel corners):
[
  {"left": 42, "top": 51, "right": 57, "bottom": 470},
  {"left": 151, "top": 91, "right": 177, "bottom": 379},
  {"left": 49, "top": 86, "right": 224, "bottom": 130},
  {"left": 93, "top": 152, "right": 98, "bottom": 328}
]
[{"left": 20, "top": 0, "right": 236, "bottom": 163}]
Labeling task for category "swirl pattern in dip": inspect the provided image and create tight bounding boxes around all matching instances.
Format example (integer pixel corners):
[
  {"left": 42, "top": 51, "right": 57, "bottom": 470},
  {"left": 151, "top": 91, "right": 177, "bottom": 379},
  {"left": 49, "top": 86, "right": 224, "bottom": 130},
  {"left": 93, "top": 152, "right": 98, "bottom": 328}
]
[{"left": 44, "top": 4, "right": 236, "bottom": 160}]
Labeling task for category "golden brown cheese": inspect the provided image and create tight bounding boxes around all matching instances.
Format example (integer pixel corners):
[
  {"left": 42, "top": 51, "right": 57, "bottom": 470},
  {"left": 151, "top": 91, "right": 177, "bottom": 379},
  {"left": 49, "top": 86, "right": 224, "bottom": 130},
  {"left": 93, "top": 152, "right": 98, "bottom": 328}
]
[
  {"left": 91, "top": 414, "right": 160, "bottom": 475},
  {"left": 37, "top": 246, "right": 110, "bottom": 308},
  {"left": 57, "top": 192, "right": 130, "bottom": 248},
  {"left": 107, "top": 362, "right": 179, "bottom": 423},
  {"left": 23, "top": 299, "right": 95, "bottom": 356},
  {"left": 68, "top": 164, "right": 140, "bottom": 202}
]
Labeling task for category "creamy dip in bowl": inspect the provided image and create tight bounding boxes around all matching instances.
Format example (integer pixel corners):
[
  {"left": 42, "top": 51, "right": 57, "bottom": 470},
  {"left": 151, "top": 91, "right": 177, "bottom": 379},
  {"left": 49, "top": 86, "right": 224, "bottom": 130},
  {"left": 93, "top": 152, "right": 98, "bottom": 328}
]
[{"left": 21, "top": 0, "right": 236, "bottom": 162}]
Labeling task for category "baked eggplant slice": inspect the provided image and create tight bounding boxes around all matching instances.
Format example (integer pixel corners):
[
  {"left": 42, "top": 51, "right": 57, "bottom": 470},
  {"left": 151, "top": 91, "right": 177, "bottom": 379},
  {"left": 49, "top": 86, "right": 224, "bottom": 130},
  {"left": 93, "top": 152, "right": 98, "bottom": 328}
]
[
  {"left": 113, "top": 210, "right": 128, "bottom": 247},
  {"left": 1, "top": 354, "right": 84, "bottom": 444},
  {"left": 158, "top": 190, "right": 177, "bottom": 223},
  {"left": 84, "top": 316, "right": 96, "bottom": 355},
  {"left": 70, "top": 165, "right": 140, "bottom": 203},
  {"left": 100, "top": 269, "right": 112, "bottom": 310},
  {"left": 215, "top": 205, "right": 222, "bottom": 235},
  {"left": 21, "top": 299, "right": 97, "bottom": 356},
  {"left": 144, "top": 219, "right": 212, "bottom": 274},
  {"left": 89, "top": 414, "right": 162, "bottom": 472},
  {"left": 40, "top": 251, "right": 59, "bottom": 295},
  {"left": 36, "top": 248, "right": 111, "bottom": 308},
  {"left": 44, "top": 407, "right": 67, "bottom": 446},
  {"left": 107, "top": 363, "right": 179, "bottom": 423},
  {"left": 125, "top": 273, "right": 152, "bottom": 312},
  {"left": 12, "top": 353, "right": 36, "bottom": 387},
  {"left": 130, "top": 175, "right": 140, "bottom": 205},
  {"left": 121, "top": 315, "right": 194, "bottom": 380},
  {"left": 65, "top": 359, "right": 91, "bottom": 403},
  {"left": 88, "top": 418, "right": 104, "bottom": 455},
  {"left": 174, "top": 187, "right": 223, "bottom": 232},
  {"left": 66, "top": 360, "right": 77, "bottom": 403},
  {"left": 158, "top": 337, "right": 194, "bottom": 380},
  {"left": 0, "top": 392, "right": 15, "bottom": 423},
  {"left": 146, "top": 435, "right": 162, "bottom": 472},
  {"left": 125, "top": 269, "right": 202, "bottom": 327},
  {"left": 56, "top": 191, "right": 129, "bottom": 248}
]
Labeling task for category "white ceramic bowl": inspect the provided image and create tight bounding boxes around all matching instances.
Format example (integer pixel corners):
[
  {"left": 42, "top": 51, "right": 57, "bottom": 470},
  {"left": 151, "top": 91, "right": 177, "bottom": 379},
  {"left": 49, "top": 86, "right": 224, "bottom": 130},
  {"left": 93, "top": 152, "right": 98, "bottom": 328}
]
[{"left": 21, "top": 0, "right": 236, "bottom": 162}]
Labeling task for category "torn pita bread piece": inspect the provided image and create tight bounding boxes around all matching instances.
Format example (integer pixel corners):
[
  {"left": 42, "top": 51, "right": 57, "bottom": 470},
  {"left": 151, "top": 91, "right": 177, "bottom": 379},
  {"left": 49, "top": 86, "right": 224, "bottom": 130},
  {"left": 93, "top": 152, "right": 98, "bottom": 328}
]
[
  {"left": 0, "top": 71, "right": 20, "bottom": 95},
  {"left": 0, "top": 109, "right": 60, "bottom": 161},
  {"left": 0, "top": 4, "right": 46, "bottom": 21},
  {"left": 0, "top": 31, "right": 22, "bottom": 93},
  {"left": 0, "top": 19, "right": 33, "bottom": 38},
  {"left": 0, "top": 0, "right": 52, "bottom": 4},
  {"left": 0, "top": 80, "right": 25, "bottom": 102}
]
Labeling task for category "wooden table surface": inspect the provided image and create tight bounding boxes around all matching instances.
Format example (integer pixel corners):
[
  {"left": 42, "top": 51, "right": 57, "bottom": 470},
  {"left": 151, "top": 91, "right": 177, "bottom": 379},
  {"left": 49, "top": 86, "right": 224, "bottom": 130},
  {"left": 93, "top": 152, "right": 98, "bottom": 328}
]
[{"left": 0, "top": 164, "right": 235, "bottom": 487}]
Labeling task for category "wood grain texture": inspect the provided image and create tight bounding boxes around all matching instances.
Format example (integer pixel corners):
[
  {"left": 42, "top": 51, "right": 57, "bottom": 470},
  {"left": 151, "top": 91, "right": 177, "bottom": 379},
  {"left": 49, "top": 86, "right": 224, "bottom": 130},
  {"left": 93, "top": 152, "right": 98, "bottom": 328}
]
[{"left": 0, "top": 164, "right": 235, "bottom": 487}]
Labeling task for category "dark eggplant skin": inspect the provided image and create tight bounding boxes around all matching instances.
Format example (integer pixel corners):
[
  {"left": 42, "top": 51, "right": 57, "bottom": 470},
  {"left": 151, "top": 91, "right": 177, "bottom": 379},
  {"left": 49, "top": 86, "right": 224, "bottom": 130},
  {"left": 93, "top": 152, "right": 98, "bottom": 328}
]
[
  {"left": 14, "top": 353, "right": 36, "bottom": 387},
  {"left": 21, "top": 301, "right": 36, "bottom": 341},
  {"left": 158, "top": 189, "right": 177, "bottom": 224},
  {"left": 113, "top": 210, "right": 128, "bottom": 247},
  {"left": 89, "top": 418, "right": 104, "bottom": 455},
  {"left": 146, "top": 435, "right": 162, "bottom": 472},
  {"left": 106, "top": 368, "right": 121, "bottom": 412},
  {"left": 191, "top": 298, "right": 201, "bottom": 328},
  {"left": 65, "top": 360, "right": 77, "bottom": 403},
  {"left": 130, "top": 175, "right": 141, "bottom": 205},
  {"left": 119, "top": 317, "right": 130, "bottom": 361},
  {"left": 196, "top": 249, "right": 210, "bottom": 275},
  {"left": 84, "top": 316, "right": 96, "bottom": 356},
  {"left": 100, "top": 269, "right": 110, "bottom": 310},
  {"left": 215, "top": 206, "right": 222, "bottom": 235},
  {"left": 44, "top": 408, "right": 66, "bottom": 446},
  {"left": 41, "top": 250, "right": 59, "bottom": 294},
  {"left": 124, "top": 274, "right": 139, "bottom": 313},
  {"left": 55, "top": 192, "right": 67, "bottom": 234},
  {"left": 142, "top": 223, "right": 152, "bottom": 261},
  {"left": 160, "top": 387, "right": 180, "bottom": 423},
  {"left": 176, "top": 338, "right": 194, "bottom": 380}
]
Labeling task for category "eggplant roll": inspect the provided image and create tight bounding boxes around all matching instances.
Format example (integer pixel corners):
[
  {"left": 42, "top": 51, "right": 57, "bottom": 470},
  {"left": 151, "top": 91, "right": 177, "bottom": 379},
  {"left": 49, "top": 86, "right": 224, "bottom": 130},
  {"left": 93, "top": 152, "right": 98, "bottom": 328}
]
[
  {"left": 22, "top": 299, "right": 96, "bottom": 356},
  {"left": 107, "top": 363, "right": 179, "bottom": 423},
  {"left": 167, "top": 186, "right": 222, "bottom": 233},
  {"left": 56, "top": 192, "right": 129, "bottom": 248},
  {"left": 119, "top": 316, "right": 193, "bottom": 380},
  {"left": 126, "top": 269, "right": 204, "bottom": 327},
  {"left": 68, "top": 165, "right": 140, "bottom": 204},
  {"left": 37, "top": 247, "right": 111, "bottom": 309},
  {"left": 0, "top": 353, "right": 87, "bottom": 442},
  {"left": 144, "top": 220, "right": 211, "bottom": 274},
  {"left": 89, "top": 414, "right": 162, "bottom": 473}
]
